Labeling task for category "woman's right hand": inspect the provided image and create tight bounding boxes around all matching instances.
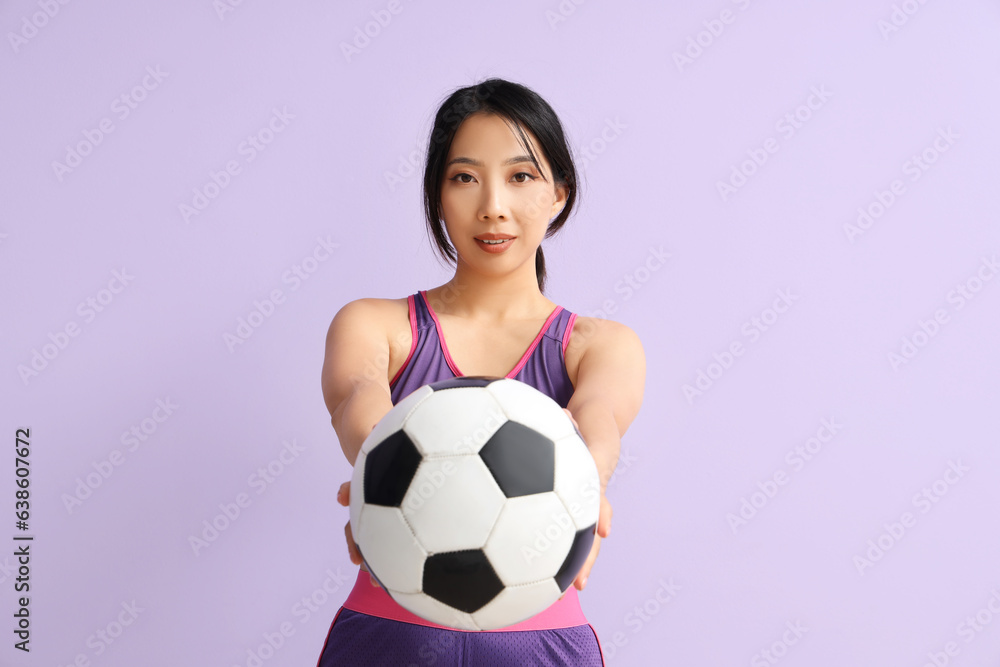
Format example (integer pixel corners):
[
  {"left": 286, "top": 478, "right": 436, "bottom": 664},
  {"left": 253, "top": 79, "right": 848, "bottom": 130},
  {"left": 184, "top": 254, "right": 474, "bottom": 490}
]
[{"left": 337, "top": 480, "right": 380, "bottom": 588}]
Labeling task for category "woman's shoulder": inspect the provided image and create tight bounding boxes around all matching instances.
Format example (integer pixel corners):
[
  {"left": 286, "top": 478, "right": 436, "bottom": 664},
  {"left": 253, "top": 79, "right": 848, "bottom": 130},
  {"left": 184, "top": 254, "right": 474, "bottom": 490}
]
[
  {"left": 567, "top": 314, "right": 640, "bottom": 344},
  {"left": 330, "top": 295, "right": 410, "bottom": 334},
  {"left": 333, "top": 295, "right": 403, "bottom": 314},
  {"left": 565, "top": 314, "right": 643, "bottom": 363},
  {"left": 564, "top": 315, "right": 645, "bottom": 400},
  {"left": 341, "top": 295, "right": 410, "bottom": 309}
]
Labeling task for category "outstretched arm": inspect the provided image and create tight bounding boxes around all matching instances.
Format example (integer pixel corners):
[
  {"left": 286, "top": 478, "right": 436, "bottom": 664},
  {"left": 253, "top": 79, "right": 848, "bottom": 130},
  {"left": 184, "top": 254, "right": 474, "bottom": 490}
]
[
  {"left": 323, "top": 298, "right": 395, "bottom": 585},
  {"left": 321, "top": 298, "right": 395, "bottom": 467},
  {"left": 565, "top": 319, "right": 646, "bottom": 590}
]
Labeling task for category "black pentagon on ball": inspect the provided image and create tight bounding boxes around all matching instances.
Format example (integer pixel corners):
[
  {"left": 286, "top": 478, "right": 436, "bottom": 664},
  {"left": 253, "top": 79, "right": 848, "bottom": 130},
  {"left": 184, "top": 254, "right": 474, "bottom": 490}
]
[
  {"left": 479, "top": 421, "right": 555, "bottom": 497},
  {"left": 554, "top": 523, "right": 597, "bottom": 592},
  {"left": 364, "top": 430, "right": 422, "bottom": 506},
  {"left": 427, "top": 375, "right": 503, "bottom": 391},
  {"left": 423, "top": 550, "right": 504, "bottom": 613}
]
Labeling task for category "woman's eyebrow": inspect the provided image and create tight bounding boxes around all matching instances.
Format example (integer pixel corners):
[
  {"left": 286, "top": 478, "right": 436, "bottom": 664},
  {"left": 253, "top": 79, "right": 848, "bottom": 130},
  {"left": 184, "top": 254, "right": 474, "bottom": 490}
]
[{"left": 445, "top": 155, "right": 535, "bottom": 168}]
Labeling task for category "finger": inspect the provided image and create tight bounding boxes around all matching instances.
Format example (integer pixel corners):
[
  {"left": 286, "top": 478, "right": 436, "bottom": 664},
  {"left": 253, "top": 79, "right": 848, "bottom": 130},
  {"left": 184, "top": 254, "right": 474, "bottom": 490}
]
[
  {"left": 574, "top": 555, "right": 591, "bottom": 591},
  {"left": 369, "top": 574, "right": 380, "bottom": 588},
  {"left": 574, "top": 535, "right": 601, "bottom": 591},
  {"left": 337, "top": 481, "right": 351, "bottom": 507},
  {"left": 599, "top": 495, "right": 613, "bottom": 538}
]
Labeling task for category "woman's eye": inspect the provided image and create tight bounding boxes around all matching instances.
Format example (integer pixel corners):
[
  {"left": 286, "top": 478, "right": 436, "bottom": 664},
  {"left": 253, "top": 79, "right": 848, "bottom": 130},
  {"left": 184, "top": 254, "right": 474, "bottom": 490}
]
[{"left": 449, "top": 172, "right": 535, "bottom": 184}]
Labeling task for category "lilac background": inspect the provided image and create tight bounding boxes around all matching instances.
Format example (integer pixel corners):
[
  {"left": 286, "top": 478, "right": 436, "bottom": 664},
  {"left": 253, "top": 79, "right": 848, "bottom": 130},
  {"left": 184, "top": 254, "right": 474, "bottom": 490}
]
[{"left": 3, "top": 1, "right": 1000, "bottom": 665}]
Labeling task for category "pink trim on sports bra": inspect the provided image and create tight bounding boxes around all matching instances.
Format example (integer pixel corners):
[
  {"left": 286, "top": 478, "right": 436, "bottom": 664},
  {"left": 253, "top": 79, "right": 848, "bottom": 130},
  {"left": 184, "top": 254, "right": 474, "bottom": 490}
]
[
  {"left": 341, "top": 567, "right": 589, "bottom": 632},
  {"left": 389, "top": 295, "right": 418, "bottom": 389},
  {"left": 420, "top": 290, "right": 563, "bottom": 379},
  {"left": 562, "top": 312, "right": 578, "bottom": 357}
]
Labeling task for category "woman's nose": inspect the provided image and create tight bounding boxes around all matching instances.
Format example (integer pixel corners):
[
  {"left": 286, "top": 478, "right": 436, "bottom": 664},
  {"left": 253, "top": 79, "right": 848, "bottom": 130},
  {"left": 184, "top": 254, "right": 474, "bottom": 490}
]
[{"left": 479, "top": 181, "right": 507, "bottom": 219}]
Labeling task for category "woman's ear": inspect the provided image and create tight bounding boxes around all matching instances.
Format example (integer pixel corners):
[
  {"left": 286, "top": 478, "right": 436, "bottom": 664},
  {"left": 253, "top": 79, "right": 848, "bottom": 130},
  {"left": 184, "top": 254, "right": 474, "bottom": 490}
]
[{"left": 551, "top": 183, "right": 568, "bottom": 218}]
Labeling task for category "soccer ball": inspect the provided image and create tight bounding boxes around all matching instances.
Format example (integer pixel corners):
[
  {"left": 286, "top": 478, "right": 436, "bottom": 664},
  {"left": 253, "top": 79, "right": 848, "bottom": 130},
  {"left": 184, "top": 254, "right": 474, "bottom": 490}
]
[{"left": 348, "top": 376, "right": 600, "bottom": 631}]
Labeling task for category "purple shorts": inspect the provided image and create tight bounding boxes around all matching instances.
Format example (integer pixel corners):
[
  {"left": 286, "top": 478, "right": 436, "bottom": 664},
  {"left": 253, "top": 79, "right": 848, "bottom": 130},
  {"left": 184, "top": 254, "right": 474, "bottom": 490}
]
[{"left": 316, "top": 607, "right": 606, "bottom": 666}]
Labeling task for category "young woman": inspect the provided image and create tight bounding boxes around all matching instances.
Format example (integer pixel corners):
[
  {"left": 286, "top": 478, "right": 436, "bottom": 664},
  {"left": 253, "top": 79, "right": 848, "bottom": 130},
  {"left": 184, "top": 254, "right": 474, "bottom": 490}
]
[{"left": 317, "top": 78, "right": 645, "bottom": 666}]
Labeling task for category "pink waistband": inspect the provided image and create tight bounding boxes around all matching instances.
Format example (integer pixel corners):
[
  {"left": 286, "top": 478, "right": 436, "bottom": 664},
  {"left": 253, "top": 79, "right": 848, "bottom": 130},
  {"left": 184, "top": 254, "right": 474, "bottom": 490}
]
[{"left": 341, "top": 567, "right": 588, "bottom": 632}]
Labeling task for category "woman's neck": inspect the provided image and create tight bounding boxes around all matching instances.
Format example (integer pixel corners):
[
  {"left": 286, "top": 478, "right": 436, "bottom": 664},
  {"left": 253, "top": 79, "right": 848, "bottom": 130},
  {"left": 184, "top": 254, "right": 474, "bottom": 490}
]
[{"left": 427, "top": 266, "right": 553, "bottom": 322}]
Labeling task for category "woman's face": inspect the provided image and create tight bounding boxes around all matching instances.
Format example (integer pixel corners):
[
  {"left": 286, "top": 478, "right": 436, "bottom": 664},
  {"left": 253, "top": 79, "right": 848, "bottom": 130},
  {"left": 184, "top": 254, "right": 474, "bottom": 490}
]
[{"left": 440, "top": 112, "right": 567, "bottom": 275}]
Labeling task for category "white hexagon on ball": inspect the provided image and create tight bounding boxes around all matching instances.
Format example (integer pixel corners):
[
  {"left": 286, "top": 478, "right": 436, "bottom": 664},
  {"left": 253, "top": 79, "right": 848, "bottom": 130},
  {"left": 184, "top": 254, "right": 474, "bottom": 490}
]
[
  {"left": 553, "top": 434, "right": 601, "bottom": 530},
  {"left": 404, "top": 389, "right": 507, "bottom": 456},
  {"left": 402, "top": 456, "right": 506, "bottom": 553},
  {"left": 486, "top": 378, "right": 575, "bottom": 442},
  {"left": 484, "top": 493, "right": 574, "bottom": 585},
  {"left": 356, "top": 504, "right": 426, "bottom": 594}
]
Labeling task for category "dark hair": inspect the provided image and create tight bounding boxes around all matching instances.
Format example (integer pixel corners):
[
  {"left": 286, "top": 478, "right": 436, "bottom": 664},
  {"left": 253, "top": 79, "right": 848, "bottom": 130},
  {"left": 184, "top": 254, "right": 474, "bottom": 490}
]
[{"left": 422, "top": 78, "right": 578, "bottom": 294}]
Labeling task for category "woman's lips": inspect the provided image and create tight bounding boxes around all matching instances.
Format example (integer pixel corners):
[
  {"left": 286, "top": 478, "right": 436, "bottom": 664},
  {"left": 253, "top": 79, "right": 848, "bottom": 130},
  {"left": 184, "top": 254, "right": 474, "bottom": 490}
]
[{"left": 476, "top": 238, "right": 514, "bottom": 253}]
